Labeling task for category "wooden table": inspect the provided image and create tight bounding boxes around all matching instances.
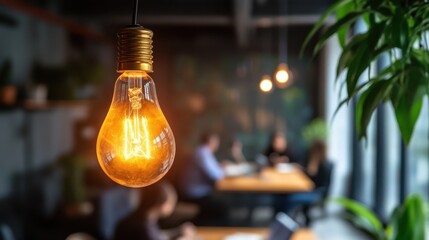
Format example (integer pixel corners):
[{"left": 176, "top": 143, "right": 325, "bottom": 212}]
[
  {"left": 197, "top": 227, "right": 317, "bottom": 240},
  {"left": 216, "top": 167, "right": 314, "bottom": 193}
]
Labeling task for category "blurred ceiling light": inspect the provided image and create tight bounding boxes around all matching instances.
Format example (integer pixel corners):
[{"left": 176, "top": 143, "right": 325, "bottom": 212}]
[
  {"left": 259, "top": 75, "right": 273, "bottom": 93},
  {"left": 275, "top": 1, "right": 292, "bottom": 89},
  {"left": 274, "top": 63, "right": 291, "bottom": 88}
]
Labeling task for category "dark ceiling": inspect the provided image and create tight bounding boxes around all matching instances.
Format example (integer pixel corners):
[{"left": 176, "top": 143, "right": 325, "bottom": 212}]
[
  {"left": 62, "top": 0, "right": 335, "bottom": 17},
  {"left": 59, "top": 0, "right": 335, "bottom": 48},
  {"left": 0, "top": 0, "right": 333, "bottom": 49}
]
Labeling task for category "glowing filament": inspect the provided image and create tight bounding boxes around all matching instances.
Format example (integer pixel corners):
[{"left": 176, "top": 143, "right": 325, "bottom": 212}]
[
  {"left": 124, "top": 117, "right": 151, "bottom": 159},
  {"left": 123, "top": 86, "right": 152, "bottom": 160}
]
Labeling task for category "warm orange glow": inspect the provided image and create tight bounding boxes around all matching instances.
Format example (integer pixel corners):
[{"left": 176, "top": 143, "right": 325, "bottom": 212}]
[
  {"left": 97, "top": 72, "right": 175, "bottom": 188},
  {"left": 123, "top": 117, "right": 151, "bottom": 159},
  {"left": 259, "top": 75, "right": 273, "bottom": 93},
  {"left": 274, "top": 63, "right": 291, "bottom": 88},
  {"left": 275, "top": 69, "right": 289, "bottom": 84}
]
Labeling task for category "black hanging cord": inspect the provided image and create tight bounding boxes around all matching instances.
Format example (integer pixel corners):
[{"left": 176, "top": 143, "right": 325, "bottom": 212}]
[
  {"left": 278, "top": 0, "right": 288, "bottom": 63},
  {"left": 131, "top": 0, "right": 139, "bottom": 25}
]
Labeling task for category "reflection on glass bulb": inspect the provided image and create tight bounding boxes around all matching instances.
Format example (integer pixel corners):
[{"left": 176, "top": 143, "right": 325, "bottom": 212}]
[
  {"left": 259, "top": 75, "right": 273, "bottom": 93},
  {"left": 96, "top": 71, "right": 175, "bottom": 188}
]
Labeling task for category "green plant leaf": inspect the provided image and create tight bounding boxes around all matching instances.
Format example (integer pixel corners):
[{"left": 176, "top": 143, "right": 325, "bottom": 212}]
[
  {"left": 303, "top": 0, "right": 429, "bottom": 145},
  {"left": 342, "top": 212, "right": 383, "bottom": 239},
  {"left": 390, "top": 66, "right": 426, "bottom": 144},
  {"left": 331, "top": 98, "right": 350, "bottom": 123},
  {"left": 411, "top": 49, "right": 429, "bottom": 71},
  {"left": 313, "top": 11, "right": 365, "bottom": 57},
  {"left": 366, "top": 0, "right": 384, "bottom": 10},
  {"left": 331, "top": 79, "right": 378, "bottom": 124},
  {"left": 390, "top": 9, "right": 410, "bottom": 50},
  {"left": 335, "top": 0, "right": 356, "bottom": 48},
  {"left": 336, "top": 33, "right": 367, "bottom": 77},
  {"left": 344, "top": 22, "right": 387, "bottom": 96},
  {"left": 330, "top": 198, "right": 383, "bottom": 239},
  {"left": 387, "top": 195, "right": 426, "bottom": 240},
  {"left": 345, "top": 40, "right": 369, "bottom": 96},
  {"left": 300, "top": 0, "right": 354, "bottom": 57},
  {"left": 356, "top": 79, "right": 393, "bottom": 139}
]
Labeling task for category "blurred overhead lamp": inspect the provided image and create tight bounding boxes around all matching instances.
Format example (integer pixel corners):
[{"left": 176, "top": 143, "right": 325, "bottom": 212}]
[
  {"left": 96, "top": 0, "right": 175, "bottom": 188},
  {"left": 275, "top": 63, "right": 292, "bottom": 88},
  {"left": 275, "top": 0, "right": 292, "bottom": 89},
  {"left": 259, "top": 75, "right": 273, "bottom": 93}
]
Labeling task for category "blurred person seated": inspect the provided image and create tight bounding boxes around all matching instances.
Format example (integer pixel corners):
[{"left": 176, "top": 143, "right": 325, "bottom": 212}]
[
  {"left": 264, "top": 131, "right": 296, "bottom": 166},
  {"left": 179, "top": 131, "right": 224, "bottom": 200},
  {"left": 286, "top": 140, "right": 333, "bottom": 225},
  {"left": 225, "top": 139, "right": 246, "bottom": 164},
  {"left": 114, "top": 181, "right": 195, "bottom": 240},
  {"left": 221, "top": 139, "right": 256, "bottom": 177},
  {"left": 178, "top": 131, "right": 229, "bottom": 225}
]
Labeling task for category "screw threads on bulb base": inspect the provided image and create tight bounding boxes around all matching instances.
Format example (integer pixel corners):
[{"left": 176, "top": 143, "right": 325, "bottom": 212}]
[{"left": 117, "top": 25, "right": 153, "bottom": 73}]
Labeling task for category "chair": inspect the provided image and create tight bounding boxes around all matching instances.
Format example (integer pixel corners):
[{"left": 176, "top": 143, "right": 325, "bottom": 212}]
[{"left": 289, "top": 161, "right": 334, "bottom": 226}]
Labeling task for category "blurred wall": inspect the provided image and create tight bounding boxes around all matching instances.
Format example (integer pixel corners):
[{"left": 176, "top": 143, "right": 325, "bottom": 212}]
[
  {"left": 0, "top": 5, "right": 90, "bottom": 198},
  {"left": 0, "top": 5, "right": 66, "bottom": 85},
  {"left": 0, "top": 106, "right": 89, "bottom": 198}
]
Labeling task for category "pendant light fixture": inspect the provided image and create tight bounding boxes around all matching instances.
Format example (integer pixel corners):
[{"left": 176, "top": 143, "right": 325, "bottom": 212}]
[
  {"left": 274, "top": 0, "right": 292, "bottom": 88},
  {"left": 260, "top": 75, "right": 273, "bottom": 93},
  {"left": 96, "top": 0, "right": 176, "bottom": 188},
  {"left": 259, "top": 23, "right": 275, "bottom": 94}
]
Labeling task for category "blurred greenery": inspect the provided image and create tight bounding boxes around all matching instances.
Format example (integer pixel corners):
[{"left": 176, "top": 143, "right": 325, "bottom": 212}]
[
  {"left": 0, "top": 59, "right": 12, "bottom": 87},
  {"left": 302, "top": 118, "right": 327, "bottom": 146},
  {"left": 32, "top": 58, "right": 105, "bottom": 100},
  {"left": 58, "top": 153, "right": 87, "bottom": 204},
  {"left": 331, "top": 195, "right": 428, "bottom": 240},
  {"left": 302, "top": 0, "right": 429, "bottom": 144}
]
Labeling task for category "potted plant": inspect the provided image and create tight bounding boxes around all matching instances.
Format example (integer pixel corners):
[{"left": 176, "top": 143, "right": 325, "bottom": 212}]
[
  {"left": 58, "top": 153, "right": 92, "bottom": 218},
  {"left": 302, "top": 0, "right": 429, "bottom": 144},
  {"left": 302, "top": 118, "right": 328, "bottom": 146},
  {"left": 32, "top": 63, "right": 74, "bottom": 100},
  {"left": 0, "top": 59, "right": 16, "bottom": 106},
  {"left": 67, "top": 59, "right": 104, "bottom": 99},
  {"left": 331, "top": 195, "right": 428, "bottom": 240}
]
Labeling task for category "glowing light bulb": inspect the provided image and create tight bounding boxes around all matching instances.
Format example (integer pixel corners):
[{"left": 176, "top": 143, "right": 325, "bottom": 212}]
[
  {"left": 97, "top": 72, "right": 175, "bottom": 187},
  {"left": 259, "top": 75, "right": 273, "bottom": 93},
  {"left": 275, "top": 63, "right": 291, "bottom": 88},
  {"left": 96, "top": 25, "right": 175, "bottom": 188}
]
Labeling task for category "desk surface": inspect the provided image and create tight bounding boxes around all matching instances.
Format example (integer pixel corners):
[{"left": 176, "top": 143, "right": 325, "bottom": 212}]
[
  {"left": 216, "top": 167, "right": 314, "bottom": 193},
  {"left": 197, "top": 227, "right": 317, "bottom": 240}
]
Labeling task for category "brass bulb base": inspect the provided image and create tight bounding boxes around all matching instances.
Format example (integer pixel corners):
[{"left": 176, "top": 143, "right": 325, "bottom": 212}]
[{"left": 117, "top": 25, "right": 154, "bottom": 73}]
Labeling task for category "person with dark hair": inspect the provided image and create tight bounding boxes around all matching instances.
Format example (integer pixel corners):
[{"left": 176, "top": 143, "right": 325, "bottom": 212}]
[
  {"left": 178, "top": 131, "right": 228, "bottom": 224},
  {"left": 114, "top": 181, "right": 195, "bottom": 240},
  {"left": 264, "top": 131, "right": 296, "bottom": 166},
  {"left": 305, "top": 140, "right": 332, "bottom": 190},
  {"left": 286, "top": 140, "right": 333, "bottom": 225},
  {"left": 227, "top": 139, "right": 246, "bottom": 164}
]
